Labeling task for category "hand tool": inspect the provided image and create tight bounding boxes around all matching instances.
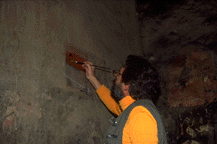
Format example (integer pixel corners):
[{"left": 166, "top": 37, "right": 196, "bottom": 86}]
[{"left": 71, "top": 60, "right": 112, "bottom": 73}]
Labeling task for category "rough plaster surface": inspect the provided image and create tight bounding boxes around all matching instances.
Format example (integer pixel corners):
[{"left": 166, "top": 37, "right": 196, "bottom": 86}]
[{"left": 0, "top": 0, "right": 140, "bottom": 143}]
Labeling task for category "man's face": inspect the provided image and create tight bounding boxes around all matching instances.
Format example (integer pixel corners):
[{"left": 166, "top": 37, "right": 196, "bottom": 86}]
[{"left": 110, "top": 67, "right": 125, "bottom": 102}]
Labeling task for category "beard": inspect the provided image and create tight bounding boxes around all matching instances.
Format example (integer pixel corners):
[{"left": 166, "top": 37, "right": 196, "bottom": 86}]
[{"left": 110, "top": 80, "right": 125, "bottom": 102}]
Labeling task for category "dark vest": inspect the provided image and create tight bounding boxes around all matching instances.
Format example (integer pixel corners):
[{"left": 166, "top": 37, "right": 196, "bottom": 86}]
[{"left": 104, "top": 99, "right": 168, "bottom": 144}]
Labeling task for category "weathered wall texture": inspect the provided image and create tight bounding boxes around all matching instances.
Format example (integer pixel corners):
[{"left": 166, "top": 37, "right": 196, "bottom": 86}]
[
  {"left": 0, "top": 0, "right": 141, "bottom": 143},
  {"left": 137, "top": 0, "right": 217, "bottom": 143}
]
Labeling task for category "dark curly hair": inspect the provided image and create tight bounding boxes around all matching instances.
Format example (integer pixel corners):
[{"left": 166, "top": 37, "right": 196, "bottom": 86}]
[{"left": 122, "top": 55, "right": 161, "bottom": 102}]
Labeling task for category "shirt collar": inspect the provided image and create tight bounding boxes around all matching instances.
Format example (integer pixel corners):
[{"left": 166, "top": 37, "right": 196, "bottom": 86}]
[{"left": 119, "top": 96, "right": 136, "bottom": 111}]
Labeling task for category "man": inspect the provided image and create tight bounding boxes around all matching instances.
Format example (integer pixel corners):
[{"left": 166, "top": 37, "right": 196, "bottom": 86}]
[{"left": 82, "top": 55, "right": 168, "bottom": 144}]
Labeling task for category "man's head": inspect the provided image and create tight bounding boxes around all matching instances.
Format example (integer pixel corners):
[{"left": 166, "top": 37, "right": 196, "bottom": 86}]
[{"left": 111, "top": 55, "right": 161, "bottom": 102}]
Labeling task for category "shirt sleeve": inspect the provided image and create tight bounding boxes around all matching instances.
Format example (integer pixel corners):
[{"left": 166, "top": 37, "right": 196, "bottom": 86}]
[
  {"left": 96, "top": 85, "right": 122, "bottom": 116},
  {"left": 128, "top": 106, "right": 158, "bottom": 144}
]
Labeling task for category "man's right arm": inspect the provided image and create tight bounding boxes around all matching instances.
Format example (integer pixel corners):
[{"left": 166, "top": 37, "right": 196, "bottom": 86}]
[
  {"left": 82, "top": 61, "right": 103, "bottom": 90},
  {"left": 82, "top": 62, "right": 122, "bottom": 116},
  {"left": 87, "top": 75, "right": 102, "bottom": 90},
  {"left": 96, "top": 85, "right": 122, "bottom": 116}
]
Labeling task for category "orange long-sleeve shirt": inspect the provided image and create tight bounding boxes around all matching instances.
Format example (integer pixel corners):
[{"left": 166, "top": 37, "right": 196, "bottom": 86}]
[{"left": 96, "top": 85, "right": 158, "bottom": 144}]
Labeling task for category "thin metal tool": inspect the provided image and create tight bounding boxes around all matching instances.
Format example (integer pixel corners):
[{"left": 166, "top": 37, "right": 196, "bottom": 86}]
[{"left": 71, "top": 60, "right": 112, "bottom": 73}]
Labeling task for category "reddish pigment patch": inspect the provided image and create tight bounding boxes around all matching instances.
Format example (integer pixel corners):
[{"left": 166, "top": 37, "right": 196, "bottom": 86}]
[
  {"left": 167, "top": 50, "right": 217, "bottom": 107},
  {"left": 3, "top": 118, "right": 14, "bottom": 131}
]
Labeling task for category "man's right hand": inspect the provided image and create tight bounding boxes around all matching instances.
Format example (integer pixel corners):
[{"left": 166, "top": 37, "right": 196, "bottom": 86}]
[
  {"left": 82, "top": 61, "right": 95, "bottom": 80},
  {"left": 82, "top": 61, "right": 102, "bottom": 90}
]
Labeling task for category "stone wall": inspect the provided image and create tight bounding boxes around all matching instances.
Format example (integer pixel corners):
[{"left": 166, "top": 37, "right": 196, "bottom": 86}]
[
  {"left": 0, "top": 0, "right": 141, "bottom": 143},
  {"left": 137, "top": 0, "right": 217, "bottom": 143}
]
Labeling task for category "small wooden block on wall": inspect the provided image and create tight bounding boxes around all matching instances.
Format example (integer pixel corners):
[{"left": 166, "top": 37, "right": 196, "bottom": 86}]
[{"left": 66, "top": 45, "right": 88, "bottom": 72}]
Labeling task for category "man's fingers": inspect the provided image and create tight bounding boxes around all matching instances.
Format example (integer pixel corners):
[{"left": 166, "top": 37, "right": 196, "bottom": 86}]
[
  {"left": 82, "top": 61, "right": 95, "bottom": 78},
  {"left": 84, "top": 61, "right": 93, "bottom": 65},
  {"left": 82, "top": 62, "right": 89, "bottom": 70},
  {"left": 82, "top": 64, "right": 86, "bottom": 69},
  {"left": 82, "top": 62, "right": 94, "bottom": 71}
]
